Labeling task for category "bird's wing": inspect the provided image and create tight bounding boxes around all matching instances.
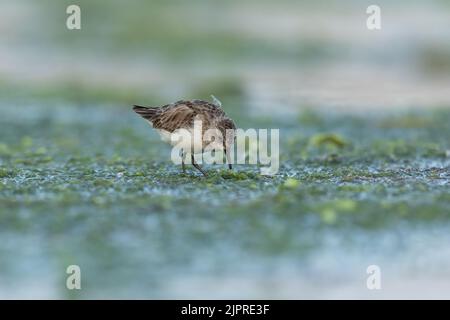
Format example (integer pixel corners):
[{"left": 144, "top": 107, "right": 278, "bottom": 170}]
[
  {"left": 134, "top": 100, "right": 224, "bottom": 132},
  {"left": 153, "top": 103, "right": 197, "bottom": 132},
  {"left": 133, "top": 105, "right": 160, "bottom": 121}
]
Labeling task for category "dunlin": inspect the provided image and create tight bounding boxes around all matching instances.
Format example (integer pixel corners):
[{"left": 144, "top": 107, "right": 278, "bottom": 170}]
[{"left": 133, "top": 96, "right": 236, "bottom": 176}]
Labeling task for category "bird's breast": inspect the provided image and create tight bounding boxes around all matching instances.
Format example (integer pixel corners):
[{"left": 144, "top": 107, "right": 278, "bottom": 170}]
[{"left": 156, "top": 128, "right": 224, "bottom": 154}]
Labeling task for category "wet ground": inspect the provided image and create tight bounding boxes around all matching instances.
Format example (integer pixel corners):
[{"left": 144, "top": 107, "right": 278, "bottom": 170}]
[
  {"left": 0, "top": 99, "right": 449, "bottom": 298},
  {"left": 0, "top": 0, "right": 449, "bottom": 299}
]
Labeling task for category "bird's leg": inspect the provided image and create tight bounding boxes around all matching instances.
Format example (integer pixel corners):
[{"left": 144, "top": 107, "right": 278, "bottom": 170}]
[
  {"left": 191, "top": 154, "right": 207, "bottom": 177},
  {"left": 181, "top": 149, "right": 186, "bottom": 174},
  {"left": 224, "top": 144, "right": 232, "bottom": 170}
]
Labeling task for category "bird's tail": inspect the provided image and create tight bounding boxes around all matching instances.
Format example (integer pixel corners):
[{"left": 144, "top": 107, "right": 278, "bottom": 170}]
[{"left": 133, "top": 105, "right": 159, "bottom": 121}]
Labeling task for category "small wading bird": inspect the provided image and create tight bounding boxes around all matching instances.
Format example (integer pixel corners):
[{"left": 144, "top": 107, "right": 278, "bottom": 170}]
[{"left": 133, "top": 96, "right": 236, "bottom": 176}]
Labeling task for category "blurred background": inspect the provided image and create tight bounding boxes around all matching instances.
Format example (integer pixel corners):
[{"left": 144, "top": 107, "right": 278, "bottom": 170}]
[
  {"left": 0, "top": 0, "right": 449, "bottom": 299},
  {"left": 2, "top": 0, "right": 450, "bottom": 112}
]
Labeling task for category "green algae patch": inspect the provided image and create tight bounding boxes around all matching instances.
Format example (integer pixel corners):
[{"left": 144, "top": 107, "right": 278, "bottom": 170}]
[
  {"left": 282, "top": 178, "right": 301, "bottom": 189},
  {"left": 309, "top": 133, "right": 349, "bottom": 149},
  {"left": 219, "top": 170, "right": 255, "bottom": 181},
  {"left": 0, "top": 168, "right": 16, "bottom": 178}
]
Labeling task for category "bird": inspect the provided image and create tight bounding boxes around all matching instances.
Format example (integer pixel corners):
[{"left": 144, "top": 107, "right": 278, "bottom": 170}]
[{"left": 133, "top": 96, "right": 236, "bottom": 176}]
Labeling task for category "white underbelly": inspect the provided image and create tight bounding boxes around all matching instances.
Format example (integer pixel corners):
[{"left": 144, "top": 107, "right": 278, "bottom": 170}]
[{"left": 156, "top": 129, "right": 223, "bottom": 154}]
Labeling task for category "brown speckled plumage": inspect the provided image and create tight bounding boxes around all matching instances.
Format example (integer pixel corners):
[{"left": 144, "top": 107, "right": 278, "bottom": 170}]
[{"left": 133, "top": 99, "right": 236, "bottom": 176}]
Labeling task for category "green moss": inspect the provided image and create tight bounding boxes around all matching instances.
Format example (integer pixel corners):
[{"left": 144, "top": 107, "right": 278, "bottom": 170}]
[
  {"left": 0, "top": 168, "right": 15, "bottom": 178},
  {"left": 282, "top": 178, "right": 301, "bottom": 189},
  {"left": 219, "top": 170, "right": 254, "bottom": 180},
  {"left": 1, "top": 99, "right": 449, "bottom": 298},
  {"left": 309, "top": 133, "right": 349, "bottom": 149},
  {"left": 93, "top": 179, "right": 114, "bottom": 188}
]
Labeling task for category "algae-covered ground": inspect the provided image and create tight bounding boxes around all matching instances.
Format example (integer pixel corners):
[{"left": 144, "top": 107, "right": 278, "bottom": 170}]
[
  {"left": 0, "top": 96, "right": 449, "bottom": 298},
  {"left": 1, "top": 0, "right": 450, "bottom": 299}
]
